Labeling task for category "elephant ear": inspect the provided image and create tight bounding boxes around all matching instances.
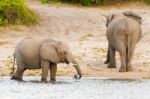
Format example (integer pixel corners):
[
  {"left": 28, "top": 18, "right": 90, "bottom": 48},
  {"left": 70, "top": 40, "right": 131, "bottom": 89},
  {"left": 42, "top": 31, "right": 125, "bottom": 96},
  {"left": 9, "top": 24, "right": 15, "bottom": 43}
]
[
  {"left": 106, "top": 14, "right": 115, "bottom": 27},
  {"left": 40, "top": 43, "right": 59, "bottom": 63},
  {"left": 123, "top": 11, "right": 142, "bottom": 25}
]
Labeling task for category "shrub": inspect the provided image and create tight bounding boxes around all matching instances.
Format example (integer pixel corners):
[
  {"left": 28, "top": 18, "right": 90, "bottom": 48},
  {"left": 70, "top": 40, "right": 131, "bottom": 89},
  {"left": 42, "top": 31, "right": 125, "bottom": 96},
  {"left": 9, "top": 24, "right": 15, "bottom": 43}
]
[
  {"left": 40, "top": 0, "right": 103, "bottom": 6},
  {"left": 0, "top": 0, "right": 38, "bottom": 25},
  {"left": 81, "top": 0, "right": 102, "bottom": 6},
  {"left": 144, "top": 0, "right": 150, "bottom": 4},
  {"left": 41, "top": 0, "right": 50, "bottom": 3},
  {"left": 40, "top": 0, "right": 150, "bottom": 6}
]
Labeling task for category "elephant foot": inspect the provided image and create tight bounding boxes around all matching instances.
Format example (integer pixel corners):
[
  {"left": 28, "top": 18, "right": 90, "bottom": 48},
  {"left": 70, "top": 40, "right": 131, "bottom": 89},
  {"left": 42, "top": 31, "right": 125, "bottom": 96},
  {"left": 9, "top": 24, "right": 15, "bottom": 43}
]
[
  {"left": 119, "top": 66, "right": 127, "bottom": 72},
  {"left": 104, "top": 60, "right": 110, "bottom": 64},
  {"left": 11, "top": 75, "right": 22, "bottom": 81},
  {"left": 50, "top": 78, "right": 56, "bottom": 84},
  {"left": 107, "top": 64, "right": 116, "bottom": 68},
  {"left": 127, "top": 66, "right": 133, "bottom": 71},
  {"left": 41, "top": 78, "right": 47, "bottom": 82}
]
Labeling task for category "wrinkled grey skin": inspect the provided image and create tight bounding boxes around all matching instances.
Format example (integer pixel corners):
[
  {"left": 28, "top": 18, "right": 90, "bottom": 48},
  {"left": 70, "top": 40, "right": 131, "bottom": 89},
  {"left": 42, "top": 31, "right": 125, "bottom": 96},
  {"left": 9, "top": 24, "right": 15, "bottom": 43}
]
[
  {"left": 11, "top": 37, "right": 82, "bottom": 82},
  {"left": 104, "top": 11, "right": 142, "bottom": 72}
]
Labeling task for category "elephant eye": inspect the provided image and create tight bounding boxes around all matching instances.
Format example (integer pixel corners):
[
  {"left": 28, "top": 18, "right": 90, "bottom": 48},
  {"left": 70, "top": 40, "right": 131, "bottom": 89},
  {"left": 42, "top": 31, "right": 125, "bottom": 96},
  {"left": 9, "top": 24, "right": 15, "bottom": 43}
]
[
  {"left": 64, "top": 51, "right": 67, "bottom": 55},
  {"left": 60, "top": 52, "right": 63, "bottom": 55}
]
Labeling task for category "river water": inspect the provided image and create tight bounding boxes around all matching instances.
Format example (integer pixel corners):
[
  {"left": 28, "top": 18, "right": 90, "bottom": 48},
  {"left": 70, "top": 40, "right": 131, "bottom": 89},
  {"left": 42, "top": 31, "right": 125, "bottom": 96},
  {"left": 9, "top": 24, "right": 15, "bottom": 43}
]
[{"left": 0, "top": 77, "right": 150, "bottom": 99}]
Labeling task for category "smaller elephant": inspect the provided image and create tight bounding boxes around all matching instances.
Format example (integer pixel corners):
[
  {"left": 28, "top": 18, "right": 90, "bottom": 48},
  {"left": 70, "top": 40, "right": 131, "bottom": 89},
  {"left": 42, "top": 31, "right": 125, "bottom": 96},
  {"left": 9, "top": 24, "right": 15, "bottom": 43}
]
[
  {"left": 11, "top": 37, "right": 82, "bottom": 82},
  {"left": 105, "top": 11, "right": 142, "bottom": 72}
]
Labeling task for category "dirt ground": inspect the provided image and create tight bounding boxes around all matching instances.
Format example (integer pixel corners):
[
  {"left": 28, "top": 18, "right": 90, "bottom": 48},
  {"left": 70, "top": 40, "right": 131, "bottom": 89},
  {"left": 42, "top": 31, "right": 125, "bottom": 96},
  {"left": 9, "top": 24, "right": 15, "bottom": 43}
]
[{"left": 0, "top": 0, "right": 150, "bottom": 79}]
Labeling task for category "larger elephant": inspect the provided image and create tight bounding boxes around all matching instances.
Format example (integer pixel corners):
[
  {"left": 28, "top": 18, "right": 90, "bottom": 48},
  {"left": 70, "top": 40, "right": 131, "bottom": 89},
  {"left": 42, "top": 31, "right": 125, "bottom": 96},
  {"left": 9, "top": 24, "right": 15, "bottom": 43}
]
[
  {"left": 11, "top": 37, "right": 82, "bottom": 82},
  {"left": 105, "top": 11, "right": 142, "bottom": 72}
]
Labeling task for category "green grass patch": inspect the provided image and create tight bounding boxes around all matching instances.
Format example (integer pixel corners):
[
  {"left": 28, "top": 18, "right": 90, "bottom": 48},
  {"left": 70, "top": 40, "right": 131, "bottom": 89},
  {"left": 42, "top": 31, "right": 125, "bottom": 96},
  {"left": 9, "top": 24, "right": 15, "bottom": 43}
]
[
  {"left": 40, "top": 0, "right": 150, "bottom": 6},
  {"left": 0, "top": 0, "right": 38, "bottom": 25}
]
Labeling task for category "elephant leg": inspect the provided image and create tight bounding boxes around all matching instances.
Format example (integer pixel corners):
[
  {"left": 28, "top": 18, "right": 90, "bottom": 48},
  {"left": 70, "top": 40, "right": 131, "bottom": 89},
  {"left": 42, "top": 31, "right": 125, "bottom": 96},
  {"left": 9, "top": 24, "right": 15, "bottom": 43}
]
[
  {"left": 18, "top": 68, "right": 26, "bottom": 80},
  {"left": 104, "top": 45, "right": 110, "bottom": 64},
  {"left": 50, "top": 63, "right": 57, "bottom": 83},
  {"left": 119, "top": 46, "right": 127, "bottom": 72},
  {"left": 41, "top": 60, "right": 49, "bottom": 82},
  {"left": 127, "top": 43, "right": 136, "bottom": 71},
  {"left": 11, "top": 60, "right": 26, "bottom": 81},
  {"left": 127, "top": 55, "right": 133, "bottom": 71},
  {"left": 11, "top": 59, "right": 26, "bottom": 81},
  {"left": 11, "top": 69, "right": 26, "bottom": 81},
  {"left": 107, "top": 46, "right": 116, "bottom": 68}
]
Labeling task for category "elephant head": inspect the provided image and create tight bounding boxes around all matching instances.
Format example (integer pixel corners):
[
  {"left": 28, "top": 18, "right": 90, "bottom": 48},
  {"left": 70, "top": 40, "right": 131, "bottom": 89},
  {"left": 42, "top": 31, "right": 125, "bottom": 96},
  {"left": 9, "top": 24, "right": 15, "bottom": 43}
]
[
  {"left": 106, "top": 14, "right": 115, "bottom": 27},
  {"left": 106, "top": 11, "right": 142, "bottom": 27},
  {"left": 123, "top": 11, "right": 142, "bottom": 25},
  {"left": 55, "top": 42, "right": 82, "bottom": 79},
  {"left": 40, "top": 40, "right": 82, "bottom": 79},
  {"left": 55, "top": 41, "right": 70, "bottom": 64}
]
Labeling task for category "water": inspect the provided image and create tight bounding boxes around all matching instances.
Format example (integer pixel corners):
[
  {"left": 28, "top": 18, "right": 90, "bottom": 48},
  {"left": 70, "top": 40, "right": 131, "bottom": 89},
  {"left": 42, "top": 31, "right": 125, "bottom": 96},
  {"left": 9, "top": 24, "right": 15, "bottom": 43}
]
[{"left": 0, "top": 77, "right": 150, "bottom": 99}]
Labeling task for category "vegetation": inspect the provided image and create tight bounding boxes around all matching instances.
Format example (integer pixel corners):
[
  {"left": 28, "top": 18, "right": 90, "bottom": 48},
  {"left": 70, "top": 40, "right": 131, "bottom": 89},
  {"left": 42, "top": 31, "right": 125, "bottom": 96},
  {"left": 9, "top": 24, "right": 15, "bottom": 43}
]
[
  {"left": 40, "top": 0, "right": 102, "bottom": 5},
  {"left": 41, "top": 0, "right": 50, "bottom": 3},
  {"left": 40, "top": 0, "right": 150, "bottom": 6},
  {"left": 144, "top": 0, "right": 150, "bottom": 4},
  {"left": 6, "top": 55, "right": 14, "bottom": 75},
  {"left": 0, "top": 0, "right": 38, "bottom": 25}
]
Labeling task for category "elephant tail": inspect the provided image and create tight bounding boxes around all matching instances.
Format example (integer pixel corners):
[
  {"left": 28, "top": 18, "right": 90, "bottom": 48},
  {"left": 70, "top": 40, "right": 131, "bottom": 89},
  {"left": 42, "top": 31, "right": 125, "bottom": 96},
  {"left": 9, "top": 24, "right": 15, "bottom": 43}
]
[
  {"left": 10, "top": 54, "right": 15, "bottom": 75},
  {"left": 127, "top": 35, "right": 130, "bottom": 70}
]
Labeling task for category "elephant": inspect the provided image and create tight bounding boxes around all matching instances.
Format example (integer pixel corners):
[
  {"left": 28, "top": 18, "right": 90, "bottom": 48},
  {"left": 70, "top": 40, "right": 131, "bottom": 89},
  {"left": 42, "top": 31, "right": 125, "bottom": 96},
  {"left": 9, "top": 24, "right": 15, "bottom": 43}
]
[
  {"left": 11, "top": 37, "right": 82, "bottom": 82},
  {"left": 104, "top": 11, "right": 142, "bottom": 72}
]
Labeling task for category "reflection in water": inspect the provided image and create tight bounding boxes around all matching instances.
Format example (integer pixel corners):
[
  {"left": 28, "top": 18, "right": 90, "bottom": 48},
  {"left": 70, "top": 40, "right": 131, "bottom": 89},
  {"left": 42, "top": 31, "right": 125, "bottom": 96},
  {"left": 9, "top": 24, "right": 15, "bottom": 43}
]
[
  {"left": 0, "top": 77, "right": 150, "bottom": 99},
  {"left": 25, "top": 80, "right": 73, "bottom": 84}
]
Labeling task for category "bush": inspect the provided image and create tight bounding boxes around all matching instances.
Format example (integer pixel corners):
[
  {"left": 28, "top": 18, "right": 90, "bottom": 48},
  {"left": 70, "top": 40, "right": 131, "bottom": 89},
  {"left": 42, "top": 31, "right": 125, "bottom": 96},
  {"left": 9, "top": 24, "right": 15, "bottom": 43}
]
[
  {"left": 144, "top": 0, "right": 150, "bottom": 4},
  {"left": 80, "top": 0, "right": 91, "bottom": 6},
  {"left": 40, "top": 0, "right": 150, "bottom": 6},
  {"left": 40, "top": 0, "right": 103, "bottom": 6},
  {"left": 41, "top": 0, "right": 50, "bottom": 3},
  {"left": 81, "top": 0, "right": 103, "bottom": 6},
  {"left": 0, "top": 0, "right": 38, "bottom": 25}
]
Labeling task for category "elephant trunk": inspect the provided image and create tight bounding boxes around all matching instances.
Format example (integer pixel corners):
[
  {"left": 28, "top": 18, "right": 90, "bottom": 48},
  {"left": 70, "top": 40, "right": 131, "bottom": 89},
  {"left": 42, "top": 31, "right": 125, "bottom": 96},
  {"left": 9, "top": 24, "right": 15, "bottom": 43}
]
[
  {"left": 67, "top": 51, "right": 82, "bottom": 79},
  {"left": 73, "top": 64, "right": 82, "bottom": 79}
]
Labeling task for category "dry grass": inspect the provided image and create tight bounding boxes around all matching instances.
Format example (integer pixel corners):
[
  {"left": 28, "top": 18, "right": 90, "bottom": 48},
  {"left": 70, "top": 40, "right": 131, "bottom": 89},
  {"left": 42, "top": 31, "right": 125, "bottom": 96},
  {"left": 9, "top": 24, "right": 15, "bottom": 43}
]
[
  {"left": 0, "top": 41, "right": 11, "bottom": 46},
  {"left": 143, "top": 61, "right": 150, "bottom": 66},
  {"left": 93, "top": 47, "right": 107, "bottom": 55},
  {"left": 100, "top": 1, "right": 148, "bottom": 9},
  {"left": 79, "top": 33, "right": 94, "bottom": 41}
]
